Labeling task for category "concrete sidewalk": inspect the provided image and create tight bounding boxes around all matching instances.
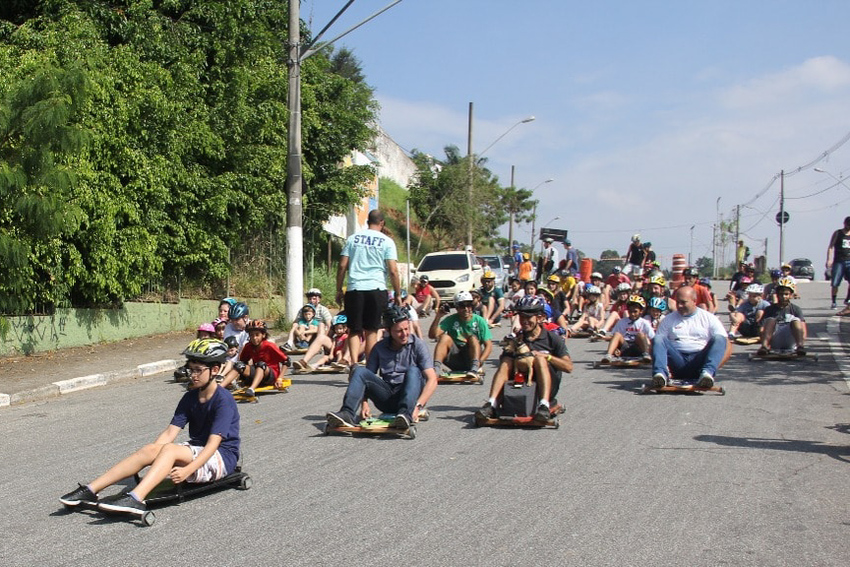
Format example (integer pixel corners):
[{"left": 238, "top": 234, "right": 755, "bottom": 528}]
[{"left": 1, "top": 281, "right": 845, "bottom": 408}]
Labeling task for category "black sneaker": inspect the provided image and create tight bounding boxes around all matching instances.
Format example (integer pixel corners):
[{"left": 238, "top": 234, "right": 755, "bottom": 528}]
[
  {"left": 392, "top": 414, "right": 411, "bottom": 430},
  {"left": 60, "top": 484, "right": 97, "bottom": 507},
  {"left": 326, "top": 410, "right": 357, "bottom": 428},
  {"left": 97, "top": 493, "right": 146, "bottom": 513},
  {"left": 534, "top": 403, "right": 552, "bottom": 423},
  {"left": 475, "top": 402, "right": 496, "bottom": 420}
]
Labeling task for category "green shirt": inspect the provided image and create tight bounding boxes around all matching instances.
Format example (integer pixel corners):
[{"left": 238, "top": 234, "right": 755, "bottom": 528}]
[
  {"left": 439, "top": 313, "right": 492, "bottom": 346},
  {"left": 478, "top": 285, "right": 504, "bottom": 305}
]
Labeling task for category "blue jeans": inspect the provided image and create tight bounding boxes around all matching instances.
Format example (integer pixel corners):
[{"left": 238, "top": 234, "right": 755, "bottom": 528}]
[
  {"left": 341, "top": 366, "right": 424, "bottom": 420},
  {"left": 652, "top": 334, "right": 726, "bottom": 383}
]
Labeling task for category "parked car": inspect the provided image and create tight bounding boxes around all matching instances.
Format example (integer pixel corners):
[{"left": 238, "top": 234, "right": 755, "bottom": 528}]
[
  {"left": 789, "top": 258, "right": 815, "bottom": 280},
  {"left": 411, "top": 250, "right": 483, "bottom": 304},
  {"left": 477, "top": 254, "right": 510, "bottom": 291}
]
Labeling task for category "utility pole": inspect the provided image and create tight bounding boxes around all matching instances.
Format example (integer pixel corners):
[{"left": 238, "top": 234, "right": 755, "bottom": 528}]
[
  {"left": 779, "top": 170, "right": 785, "bottom": 265},
  {"left": 529, "top": 202, "right": 537, "bottom": 252},
  {"left": 466, "top": 102, "right": 474, "bottom": 248},
  {"left": 507, "top": 165, "right": 515, "bottom": 257},
  {"left": 285, "top": 0, "right": 303, "bottom": 322}
]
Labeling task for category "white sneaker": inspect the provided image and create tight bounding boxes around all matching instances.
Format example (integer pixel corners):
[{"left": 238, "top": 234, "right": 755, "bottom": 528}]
[
  {"left": 696, "top": 371, "right": 714, "bottom": 389},
  {"left": 652, "top": 373, "right": 667, "bottom": 388}
]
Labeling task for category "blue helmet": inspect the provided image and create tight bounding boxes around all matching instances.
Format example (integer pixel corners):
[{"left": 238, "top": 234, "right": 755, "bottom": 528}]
[
  {"left": 515, "top": 294, "right": 545, "bottom": 314},
  {"left": 649, "top": 297, "right": 667, "bottom": 311},
  {"left": 770, "top": 269, "right": 782, "bottom": 278},
  {"left": 228, "top": 302, "right": 248, "bottom": 320},
  {"left": 333, "top": 313, "right": 348, "bottom": 326}
]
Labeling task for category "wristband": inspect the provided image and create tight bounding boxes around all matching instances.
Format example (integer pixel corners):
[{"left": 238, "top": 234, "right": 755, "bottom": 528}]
[{"left": 546, "top": 354, "right": 552, "bottom": 362}]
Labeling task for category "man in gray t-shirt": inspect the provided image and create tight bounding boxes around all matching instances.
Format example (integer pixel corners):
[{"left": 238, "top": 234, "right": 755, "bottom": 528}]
[{"left": 326, "top": 306, "right": 438, "bottom": 430}]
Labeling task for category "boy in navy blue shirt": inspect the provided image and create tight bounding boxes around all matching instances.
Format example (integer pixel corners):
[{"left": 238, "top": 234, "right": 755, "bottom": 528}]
[{"left": 60, "top": 339, "right": 240, "bottom": 514}]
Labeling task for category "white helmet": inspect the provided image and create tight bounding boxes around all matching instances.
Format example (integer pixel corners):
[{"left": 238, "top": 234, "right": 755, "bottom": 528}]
[
  {"left": 616, "top": 282, "right": 632, "bottom": 293},
  {"left": 586, "top": 285, "right": 602, "bottom": 295},
  {"left": 454, "top": 290, "right": 473, "bottom": 304},
  {"left": 745, "top": 283, "right": 764, "bottom": 295},
  {"left": 591, "top": 272, "right": 603, "bottom": 280},
  {"left": 631, "top": 233, "right": 641, "bottom": 242}
]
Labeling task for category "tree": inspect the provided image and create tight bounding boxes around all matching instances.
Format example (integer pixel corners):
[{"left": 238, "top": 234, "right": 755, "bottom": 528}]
[
  {"left": 595, "top": 249, "right": 622, "bottom": 277},
  {"left": 695, "top": 256, "right": 713, "bottom": 277}
]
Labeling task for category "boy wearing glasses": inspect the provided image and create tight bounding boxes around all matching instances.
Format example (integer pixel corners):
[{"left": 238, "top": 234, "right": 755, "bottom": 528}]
[
  {"left": 429, "top": 290, "right": 493, "bottom": 380},
  {"left": 59, "top": 339, "right": 240, "bottom": 514}
]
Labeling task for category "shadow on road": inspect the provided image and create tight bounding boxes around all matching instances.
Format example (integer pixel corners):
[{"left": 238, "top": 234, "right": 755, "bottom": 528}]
[{"left": 694, "top": 434, "right": 850, "bottom": 463}]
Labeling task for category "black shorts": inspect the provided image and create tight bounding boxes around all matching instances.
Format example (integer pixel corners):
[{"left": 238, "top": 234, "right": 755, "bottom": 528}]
[{"left": 344, "top": 289, "right": 388, "bottom": 333}]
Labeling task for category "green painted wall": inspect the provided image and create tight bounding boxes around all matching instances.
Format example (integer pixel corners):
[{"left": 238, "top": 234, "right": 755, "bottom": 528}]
[{"left": 1, "top": 298, "right": 284, "bottom": 356}]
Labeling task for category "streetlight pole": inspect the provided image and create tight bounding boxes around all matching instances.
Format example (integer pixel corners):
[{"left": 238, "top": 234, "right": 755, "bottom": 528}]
[
  {"left": 814, "top": 167, "right": 850, "bottom": 191},
  {"left": 466, "top": 107, "right": 535, "bottom": 247}
]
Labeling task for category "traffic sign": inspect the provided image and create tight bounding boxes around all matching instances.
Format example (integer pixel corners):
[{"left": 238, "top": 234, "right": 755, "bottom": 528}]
[
  {"left": 539, "top": 227, "right": 568, "bottom": 242},
  {"left": 775, "top": 211, "right": 790, "bottom": 224}
]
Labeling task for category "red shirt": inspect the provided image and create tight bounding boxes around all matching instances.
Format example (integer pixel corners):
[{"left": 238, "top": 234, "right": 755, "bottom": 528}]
[
  {"left": 239, "top": 340, "right": 289, "bottom": 378},
  {"left": 414, "top": 283, "right": 435, "bottom": 303},
  {"left": 606, "top": 274, "right": 631, "bottom": 288}
]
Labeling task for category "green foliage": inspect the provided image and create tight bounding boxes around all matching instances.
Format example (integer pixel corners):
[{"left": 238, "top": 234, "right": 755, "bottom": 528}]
[
  {"left": 695, "top": 256, "right": 713, "bottom": 277},
  {"left": 0, "top": 1, "right": 379, "bottom": 314}
]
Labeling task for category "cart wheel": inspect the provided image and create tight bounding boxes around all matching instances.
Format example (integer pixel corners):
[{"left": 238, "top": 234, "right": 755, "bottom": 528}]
[
  {"left": 239, "top": 475, "right": 253, "bottom": 490},
  {"left": 322, "top": 423, "right": 330, "bottom": 435},
  {"left": 553, "top": 419, "right": 560, "bottom": 429},
  {"left": 407, "top": 426, "right": 416, "bottom": 440},
  {"left": 719, "top": 387, "right": 726, "bottom": 396},
  {"left": 142, "top": 511, "right": 156, "bottom": 527}
]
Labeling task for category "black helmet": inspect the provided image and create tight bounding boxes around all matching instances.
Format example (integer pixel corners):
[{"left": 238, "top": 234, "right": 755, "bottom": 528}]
[
  {"left": 418, "top": 274, "right": 430, "bottom": 283},
  {"left": 223, "top": 336, "right": 239, "bottom": 349},
  {"left": 382, "top": 305, "right": 411, "bottom": 328},
  {"left": 515, "top": 295, "right": 545, "bottom": 314},
  {"left": 228, "top": 301, "right": 249, "bottom": 319},
  {"left": 182, "top": 338, "right": 228, "bottom": 364}
]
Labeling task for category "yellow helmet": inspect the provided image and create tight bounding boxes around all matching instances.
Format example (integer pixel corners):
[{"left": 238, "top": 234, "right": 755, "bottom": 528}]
[
  {"left": 482, "top": 270, "right": 495, "bottom": 280},
  {"left": 649, "top": 274, "right": 666, "bottom": 287},
  {"left": 776, "top": 276, "right": 796, "bottom": 293},
  {"left": 547, "top": 274, "right": 561, "bottom": 284},
  {"left": 627, "top": 295, "right": 646, "bottom": 309}
]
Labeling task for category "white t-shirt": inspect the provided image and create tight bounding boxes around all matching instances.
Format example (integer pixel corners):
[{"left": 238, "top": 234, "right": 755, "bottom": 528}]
[
  {"left": 655, "top": 308, "right": 726, "bottom": 353},
  {"left": 612, "top": 316, "right": 656, "bottom": 344}
]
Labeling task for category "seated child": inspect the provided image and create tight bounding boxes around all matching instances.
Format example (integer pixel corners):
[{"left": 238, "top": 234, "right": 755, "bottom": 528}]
[
  {"left": 197, "top": 322, "right": 216, "bottom": 339},
  {"left": 235, "top": 320, "right": 290, "bottom": 397},
  {"left": 569, "top": 285, "right": 604, "bottom": 335},
  {"left": 294, "top": 314, "right": 355, "bottom": 371},
  {"left": 284, "top": 304, "right": 325, "bottom": 350},
  {"left": 758, "top": 278, "right": 807, "bottom": 356},
  {"left": 218, "top": 336, "right": 243, "bottom": 389},
  {"left": 59, "top": 339, "right": 240, "bottom": 515},
  {"left": 728, "top": 284, "right": 769, "bottom": 339},
  {"left": 643, "top": 297, "right": 668, "bottom": 331},
  {"left": 212, "top": 318, "right": 227, "bottom": 340},
  {"left": 601, "top": 295, "right": 655, "bottom": 363},
  {"left": 597, "top": 283, "right": 633, "bottom": 338}
]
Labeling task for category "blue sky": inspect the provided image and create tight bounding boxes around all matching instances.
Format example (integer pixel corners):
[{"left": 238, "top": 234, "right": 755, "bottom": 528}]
[{"left": 304, "top": 0, "right": 850, "bottom": 271}]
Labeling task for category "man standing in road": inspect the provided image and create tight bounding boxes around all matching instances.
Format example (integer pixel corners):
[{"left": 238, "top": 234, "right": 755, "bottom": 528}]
[
  {"left": 826, "top": 216, "right": 850, "bottom": 309},
  {"left": 336, "top": 209, "right": 401, "bottom": 364},
  {"left": 562, "top": 239, "right": 579, "bottom": 277},
  {"left": 651, "top": 286, "right": 731, "bottom": 389},
  {"left": 541, "top": 238, "right": 559, "bottom": 280}
]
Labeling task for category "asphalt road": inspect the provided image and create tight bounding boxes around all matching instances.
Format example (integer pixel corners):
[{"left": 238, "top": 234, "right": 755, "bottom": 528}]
[{"left": 1, "top": 281, "right": 847, "bottom": 567}]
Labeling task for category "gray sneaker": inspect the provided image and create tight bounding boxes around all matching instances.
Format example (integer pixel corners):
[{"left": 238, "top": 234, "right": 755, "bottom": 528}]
[
  {"left": 392, "top": 414, "right": 411, "bottom": 430},
  {"left": 652, "top": 373, "right": 668, "bottom": 388},
  {"left": 326, "top": 411, "right": 357, "bottom": 428},
  {"left": 60, "top": 484, "right": 97, "bottom": 507}
]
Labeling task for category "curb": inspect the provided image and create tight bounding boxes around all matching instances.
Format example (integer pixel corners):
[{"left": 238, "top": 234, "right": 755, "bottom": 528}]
[{"left": 1, "top": 358, "right": 181, "bottom": 409}]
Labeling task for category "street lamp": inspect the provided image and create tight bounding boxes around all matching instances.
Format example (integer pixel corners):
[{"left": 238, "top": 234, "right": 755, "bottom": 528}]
[
  {"left": 814, "top": 167, "right": 850, "bottom": 191},
  {"left": 526, "top": 178, "right": 554, "bottom": 251},
  {"left": 467, "top": 104, "right": 535, "bottom": 246}
]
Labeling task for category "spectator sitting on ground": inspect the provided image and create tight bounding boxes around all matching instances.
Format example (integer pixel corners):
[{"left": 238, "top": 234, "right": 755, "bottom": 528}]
[
  {"left": 569, "top": 285, "right": 604, "bottom": 335},
  {"left": 411, "top": 275, "right": 440, "bottom": 317},
  {"left": 305, "top": 288, "right": 333, "bottom": 329},
  {"left": 196, "top": 323, "right": 216, "bottom": 339},
  {"left": 504, "top": 277, "right": 525, "bottom": 311},
  {"left": 284, "top": 304, "right": 326, "bottom": 351},
  {"left": 293, "top": 314, "right": 356, "bottom": 371},
  {"left": 217, "top": 297, "right": 237, "bottom": 322},
  {"left": 429, "top": 291, "right": 493, "bottom": 380},
  {"left": 545, "top": 274, "right": 570, "bottom": 315},
  {"left": 598, "top": 282, "right": 639, "bottom": 339},
  {"left": 212, "top": 318, "right": 227, "bottom": 340}
]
